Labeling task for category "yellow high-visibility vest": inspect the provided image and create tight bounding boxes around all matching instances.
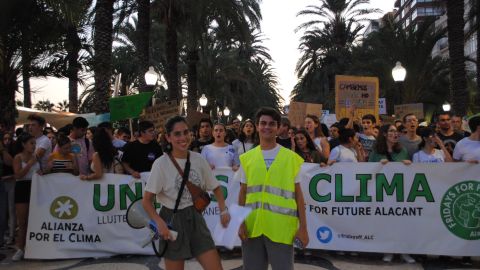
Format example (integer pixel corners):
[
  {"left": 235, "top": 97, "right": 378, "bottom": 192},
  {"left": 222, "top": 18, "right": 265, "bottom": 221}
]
[{"left": 240, "top": 145, "right": 304, "bottom": 245}]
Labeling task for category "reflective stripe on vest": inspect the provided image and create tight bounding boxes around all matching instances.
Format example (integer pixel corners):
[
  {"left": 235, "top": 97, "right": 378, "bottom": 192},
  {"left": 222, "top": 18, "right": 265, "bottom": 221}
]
[
  {"left": 245, "top": 202, "right": 298, "bottom": 217},
  {"left": 246, "top": 185, "right": 295, "bottom": 200}
]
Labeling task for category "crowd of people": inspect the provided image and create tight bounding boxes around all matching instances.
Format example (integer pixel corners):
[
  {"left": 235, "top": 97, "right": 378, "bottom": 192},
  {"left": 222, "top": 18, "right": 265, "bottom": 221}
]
[{"left": 0, "top": 107, "right": 479, "bottom": 268}]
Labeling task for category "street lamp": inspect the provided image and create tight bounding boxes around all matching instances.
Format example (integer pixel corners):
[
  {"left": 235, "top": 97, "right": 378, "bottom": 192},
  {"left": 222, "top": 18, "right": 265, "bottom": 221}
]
[
  {"left": 199, "top": 94, "right": 208, "bottom": 112},
  {"left": 237, "top": 114, "right": 242, "bottom": 121},
  {"left": 392, "top": 62, "right": 406, "bottom": 82},
  {"left": 145, "top": 66, "right": 158, "bottom": 86},
  {"left": 223, "top": 106, "right": 230, "bottom": 117},
  {"left": 442, "top": 102, "right": 451, "bottom": 112}
]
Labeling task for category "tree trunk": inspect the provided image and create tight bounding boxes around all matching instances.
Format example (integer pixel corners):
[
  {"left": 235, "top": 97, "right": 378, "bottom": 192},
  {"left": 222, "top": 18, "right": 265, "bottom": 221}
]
[
  {"left": 476, "top": 0, "right": 480, "bottom": 112},
  {"left": 93, "top": 0, "right": 114, "bottom": 114},
  {"left": 137, "top": 0, "right": 150, "bottom": 92},
  {"left": 186, "top": 49, "right": 199, "bottom": 114},
  {"left": 66, "top": 25, "right": 81, "bottom": 113},
  {"left": 447, "top": 0, "right": 468, "bottom": 115},
  {"left": 165, "top": 2, "right": 180, "bottom": 101},
  {"left": 0, "top": 46, "right": 19, "bottom": 131},
  {"left": 21, "top": 42, "right": 31, "bottom": 108}
]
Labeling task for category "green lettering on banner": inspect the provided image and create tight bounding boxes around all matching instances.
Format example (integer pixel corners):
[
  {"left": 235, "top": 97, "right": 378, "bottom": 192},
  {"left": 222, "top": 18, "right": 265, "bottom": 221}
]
[
  {"left": 407, "top": 173, "right": 434, "bottom": 202},
  {"left": 309, "top": 173, "right": 331, "bottom": 202},
  {"left": 376, "top": 173, "right": 404, "bottom": 202},
  {"left": 335, "top": 174, "right": 354, "bottom": 202},
  {"left": 356, "top": 174, "right": 372, "bottom": 202},
  {"left": 93, "top": 184, "right": 115, "bottom": 211},
  {"left": 120, "top": 182, "right": 143, "bottom": 210},
  {"left": 212, "top": 175, "right": 228, "bottom": 202}
]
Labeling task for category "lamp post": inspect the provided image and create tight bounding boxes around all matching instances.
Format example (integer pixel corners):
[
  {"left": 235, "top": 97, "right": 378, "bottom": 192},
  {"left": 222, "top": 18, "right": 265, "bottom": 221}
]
[
  {"left": 223, "top": 106, "right": 230, "bottom": 124},
  {"left": 237, "top": 114, "right": 242, "bottom": 122},
  {"left": 442, "top": 102, "right": 451, "bottom": 112},
  {"left": 199, "top": 94, "right": 208, "bottom": 112},
  {"left": 391, "top": 61, "right": 406, "bottom": 110}
]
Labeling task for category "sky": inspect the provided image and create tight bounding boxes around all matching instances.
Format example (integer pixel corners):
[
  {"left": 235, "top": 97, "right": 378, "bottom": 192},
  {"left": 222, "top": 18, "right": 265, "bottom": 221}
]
[{"left": 28, "top": 0, "right": 396, "bottom": 107}]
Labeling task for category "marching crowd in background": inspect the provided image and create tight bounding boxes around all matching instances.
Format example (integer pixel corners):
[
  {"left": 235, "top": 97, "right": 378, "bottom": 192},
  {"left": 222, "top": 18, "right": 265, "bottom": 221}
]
[{"left": 0, "top": 107, "right": 479, "bottom": 266}]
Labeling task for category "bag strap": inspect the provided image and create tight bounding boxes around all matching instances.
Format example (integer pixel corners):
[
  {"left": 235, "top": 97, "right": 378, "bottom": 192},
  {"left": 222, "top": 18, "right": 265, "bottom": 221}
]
[{"left": 168, "top": 152, "right": 190, "bottom": 215}]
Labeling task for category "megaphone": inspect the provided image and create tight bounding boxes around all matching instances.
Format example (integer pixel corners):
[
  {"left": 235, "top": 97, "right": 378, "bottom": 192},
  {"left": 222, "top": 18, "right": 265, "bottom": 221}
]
[{"left": 126, "top": 199, "right": 178, "bottom": 250}]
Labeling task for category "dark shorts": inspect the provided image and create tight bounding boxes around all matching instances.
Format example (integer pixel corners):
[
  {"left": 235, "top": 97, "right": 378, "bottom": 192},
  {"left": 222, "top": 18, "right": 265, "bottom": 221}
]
[
  {"left": 159, "top": 206, "right": 216, "bottom": 260},
  {"left": 15, "top": 181, "right": 31, "bottom": 204}
]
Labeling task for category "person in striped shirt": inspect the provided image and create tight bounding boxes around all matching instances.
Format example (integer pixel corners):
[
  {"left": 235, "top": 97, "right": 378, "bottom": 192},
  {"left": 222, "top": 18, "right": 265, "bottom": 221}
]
[{"left": 46, "top": 134, "right": 79, "bottom": 175}]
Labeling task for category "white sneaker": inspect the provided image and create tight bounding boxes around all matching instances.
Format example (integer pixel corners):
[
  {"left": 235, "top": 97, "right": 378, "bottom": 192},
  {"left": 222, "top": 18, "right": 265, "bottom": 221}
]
[
  {"left": 401, "top": 254, "right": 416, "bottom": 263},
  {"left": 383, "top": 253, "right": 394, "bottom": 262},
  {"left": 11, "top": 249, "right": 24, "bottom": 261}
]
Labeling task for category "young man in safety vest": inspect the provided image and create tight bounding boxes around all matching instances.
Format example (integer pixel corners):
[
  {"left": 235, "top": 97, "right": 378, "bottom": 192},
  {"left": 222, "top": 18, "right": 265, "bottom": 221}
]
[{"left": 237, "top": 107, "right": 308, "bottom": 270}]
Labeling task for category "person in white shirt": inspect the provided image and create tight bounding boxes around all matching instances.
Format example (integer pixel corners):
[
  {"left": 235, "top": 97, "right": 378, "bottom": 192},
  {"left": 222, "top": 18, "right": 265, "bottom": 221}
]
[
  {"left": 413, "top": 127, "right": 453, "bottom": 163},
  {"left": 232, "top": 119, "right": 256, "bottom": 156},
  {"left": 142, "top": 116, "right": 229, "bottom": 269},
  {"left": 453, "top": 115, "right": 480, "bottom": 163},
  {"left": 328, "top": 128, "right": 365, "bottom": 164},
  {"left": 304, "top": 114, "right": 330, "bottom": 158},
  {"left": 27, "top": 114, "right": 51, "bottom": 171},
  {"left": 201, "top": 123, "right": 240, "bottom": 171}
]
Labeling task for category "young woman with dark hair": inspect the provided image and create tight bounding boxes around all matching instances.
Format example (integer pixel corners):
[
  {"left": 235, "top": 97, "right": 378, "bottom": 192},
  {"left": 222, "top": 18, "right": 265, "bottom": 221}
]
[
  {"left": 46, "top": 134, "right": 79, "bottom": 175},
  {"left": 142, "top": 116, "right": 229, "bottom": 270},
  {"left": 413, "top": 127, "right": 452, "bottom": 163},
  {"left": 368, "top": 125, "right": 410, "bottom": 164},
  {"left": 328, "top": 128, "right": 365, "bottom": 164},
  {"left": 79, "top": 127, "right": 123, "bottom": 180},
  {"left": 232, "top": 119, "right": 256, "bottom": 156},
  {"left": 11, "top": 133, "right": 42, "bottom": 261},
  {"left": 294, "top": 129, "right": 326, "bottom": 164},
  {"left": 201, "top": 123, "right": 240, "bottom": 171}
]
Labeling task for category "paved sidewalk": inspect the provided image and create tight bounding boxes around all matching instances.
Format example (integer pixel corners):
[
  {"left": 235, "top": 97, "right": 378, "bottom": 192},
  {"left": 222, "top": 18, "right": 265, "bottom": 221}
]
[{"left": 1, "top": 248, "right": 479, "bottom": 269}]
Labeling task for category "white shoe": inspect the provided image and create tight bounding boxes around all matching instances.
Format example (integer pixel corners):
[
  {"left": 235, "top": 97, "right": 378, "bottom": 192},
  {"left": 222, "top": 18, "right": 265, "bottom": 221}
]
[
  {"left": 12, "top": 249, "right": 24, "bottom": 261},
  {"left": 383, "top": 253, "right": 393, "bottom": 262},
  {"left": 401, "top": 254, "right": 415, "bottom": 263}
]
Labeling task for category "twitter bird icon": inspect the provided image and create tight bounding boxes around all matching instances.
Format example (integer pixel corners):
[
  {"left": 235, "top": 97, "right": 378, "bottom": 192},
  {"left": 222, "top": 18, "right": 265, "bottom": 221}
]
[{"left": 316, "top": 226, "right": 333, "bottom": 243}]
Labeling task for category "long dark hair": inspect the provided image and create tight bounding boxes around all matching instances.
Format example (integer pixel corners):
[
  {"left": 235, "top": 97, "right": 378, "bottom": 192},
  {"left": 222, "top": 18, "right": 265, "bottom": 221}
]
[
  {"left": 238, "top": 119, "right": 256, "bottom": 143},
  {"left": 374, "top": 124, "right": 402, "bottom": 155},
  {"left": 294, "top": 129, "right": 317, "bottom": 153},
  {"left": 93, "top": 128, "right": 116, "bottom": 169},
  {"left": 416, "top": 126, "right": 435, "bottom": 150},
  {"left": 15, "top": 133, "right": 34, "bottom": 154}
]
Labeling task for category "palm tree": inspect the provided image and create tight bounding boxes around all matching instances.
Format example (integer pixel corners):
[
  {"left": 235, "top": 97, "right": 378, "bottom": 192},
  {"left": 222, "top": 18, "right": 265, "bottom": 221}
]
[
  {"left": 57, "top": 100, "right": 69, "bottom": 112},
  {"left": 446, "top": 0, "right": 468, "bottom": 115},
  {"left": 466, "top": 0, "right": 480, "bottom": 112},
  {"left": 293, "top": 0, "right": 380, "bottom": 108},
  {"left": 34, "top": 100, "right": 55, "bottom": 112},
  {"left": 92, "top": 0, "right": 114, "bottom": 113},
  {"left": 136, "top": 0, "right": 150, "bottom": 91}
]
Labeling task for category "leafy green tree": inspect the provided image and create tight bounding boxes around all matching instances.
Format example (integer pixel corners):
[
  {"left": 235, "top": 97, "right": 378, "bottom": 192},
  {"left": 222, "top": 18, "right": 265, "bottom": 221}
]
[
  {"left": 56, "top": 100, "right": 69, "bottom": 112},
  {"left": 34, "top": 99, "right": 55, "bottom": 111}
]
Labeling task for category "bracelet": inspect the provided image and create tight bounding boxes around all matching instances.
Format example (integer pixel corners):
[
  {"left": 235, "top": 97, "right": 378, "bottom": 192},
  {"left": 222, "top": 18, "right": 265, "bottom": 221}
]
[{"left": 220, "top": 209, "right": 229, "bottom": 216}]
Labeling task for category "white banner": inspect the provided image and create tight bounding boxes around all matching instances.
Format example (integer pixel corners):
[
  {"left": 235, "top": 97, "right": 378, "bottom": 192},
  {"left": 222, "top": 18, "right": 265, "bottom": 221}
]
[
  {"left": 26, "top": 173, "right": 155, "bottom": 259},
  {"left": 25, "top": 163, "right": 480, "bottom": 259},
  {"left": 300, "top": 163, "right": 480, "bottom": 256}
]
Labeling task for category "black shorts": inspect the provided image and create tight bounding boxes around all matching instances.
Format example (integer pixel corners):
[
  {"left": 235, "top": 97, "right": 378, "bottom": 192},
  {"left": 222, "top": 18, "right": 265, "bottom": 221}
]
[{"left": 15, "top": 181, "right": 31, "bottom": 204}]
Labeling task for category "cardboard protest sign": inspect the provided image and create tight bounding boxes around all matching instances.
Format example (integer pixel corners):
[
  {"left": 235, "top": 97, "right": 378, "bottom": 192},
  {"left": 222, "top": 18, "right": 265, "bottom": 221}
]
[
  {"left": 140, "top": 100, "right": 180, "bottom": 131},
  {"left": 394, "top": 103, "right": 424, "bottom": 120},
  {"left": 288, "top": 102, "right": 322, "bottom": 128},
  {"left": 335, "top": 75, "right": 379, "bottom": 121}
]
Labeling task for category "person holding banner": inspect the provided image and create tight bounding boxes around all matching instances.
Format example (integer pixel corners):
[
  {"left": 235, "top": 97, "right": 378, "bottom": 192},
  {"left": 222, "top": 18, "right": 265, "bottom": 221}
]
[
  {"left": 201, "top": 123, "right": 240, "bottom": 171},
  {"left": 453, "top": 114, "right": 480, "bottom": 163},
  {"left": 413, "top": 127, "right": 453, "bottom": 163},
  {"left": 368, "top": 125, "right": 410, "bottom": 164},
  {"left": 304, "top": 114, "right": 330, "bottom": 158},
  {"left": 11, "top": 133, "right": 42, "bottom": 261},
  {"left": 328, "top": 128, "right": 365, "bottom": 164},
  {"left": 238, "top": 107, "right": 308, "bottom": 270},
  {"left": 294, "top": 129, "right": 326, "bottom": 164},
  {"left": 143, "top": 116, "right": 230, "bottom": 270}
]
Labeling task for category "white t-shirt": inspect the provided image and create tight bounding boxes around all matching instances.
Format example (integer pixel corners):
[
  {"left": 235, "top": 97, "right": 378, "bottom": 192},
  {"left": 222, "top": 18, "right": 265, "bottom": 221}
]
[
  {"left": 36, "top": 135, "right": 52, "bottom": 169},
  {"left": 413, "top": 149, "right": 446, "bottom": 163},
  {"left": 232, "top": 139, "right": 254, "bottom": 156},
  {"left": 313, "top": 137, "right": 323, "bottom": 152},
  {"left": 237, "top": 144, "right": 301, "bottom": 184},
  {"left": 145, "top": 151, "right": 220, "bottom": 210},
  {"left": 112, "top": 139, "right": 126, "bottom": 149},
  {"left": 201, "top": 144, "right": 240, "bottom": 168},
  {"left": 453, "top": 137, "right": 480, "bottom": 161},
  {"left": 329, "top": 145, "right": 358, "bottom": 162}
]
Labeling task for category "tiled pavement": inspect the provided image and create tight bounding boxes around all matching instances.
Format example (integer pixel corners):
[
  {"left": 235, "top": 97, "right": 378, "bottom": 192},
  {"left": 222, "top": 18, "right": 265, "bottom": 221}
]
[{"left": 1, "top": 248, "right": 479, "bottom": 269}]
